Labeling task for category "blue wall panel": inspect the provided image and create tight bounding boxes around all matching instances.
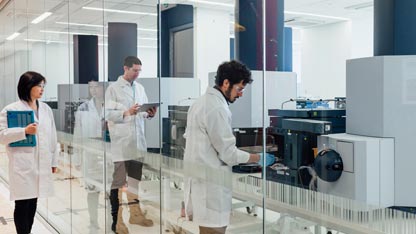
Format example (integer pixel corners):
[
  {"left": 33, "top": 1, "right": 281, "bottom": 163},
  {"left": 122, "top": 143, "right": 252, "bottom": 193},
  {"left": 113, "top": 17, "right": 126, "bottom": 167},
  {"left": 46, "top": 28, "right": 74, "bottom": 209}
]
[
  {"left": 282, "top": 27, "right": 292, "bottom": 72},
  {"left": 235, "top": 0, "right": 285, "bottom": 71},
  {"left": 160, "top": 5, "right": 193, "bottom": 77},
  {"left": 108, "top": 23, "right": 137, "bottom": 81},
  {"left": 394, "top": 0, "right": 416, "bottom": 55},
  {"left": 374, "top": 0, "right": 416, "bottom": 55}
]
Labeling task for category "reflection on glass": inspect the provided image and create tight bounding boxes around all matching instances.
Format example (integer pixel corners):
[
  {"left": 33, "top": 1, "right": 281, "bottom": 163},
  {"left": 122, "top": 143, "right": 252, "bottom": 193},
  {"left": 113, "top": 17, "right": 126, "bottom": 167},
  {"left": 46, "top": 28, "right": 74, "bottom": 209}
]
[
  {"left": 105, "top": 56, "right": 156, "bottom": 233},
  {"left": 73, "top": 81, "right": 106, "bottom": 232}
]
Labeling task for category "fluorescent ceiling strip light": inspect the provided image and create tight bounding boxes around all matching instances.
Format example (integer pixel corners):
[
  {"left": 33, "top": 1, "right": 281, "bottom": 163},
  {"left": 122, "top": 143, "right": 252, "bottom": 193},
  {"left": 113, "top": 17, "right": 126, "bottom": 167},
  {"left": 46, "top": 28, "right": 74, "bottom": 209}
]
[
  {"left": 56, "top": 21, "right": 103, "bottom": 28},
  {"left": 284, "top": 11, "right": 349, "bottom": 21},
  {"left": 138, "top": 45, "right": 157, "bottom": 48},
  {"left": 56, "top": 22, "right": 156, "bottom": 32},
  {"left": 139, "top": 37, "right": 157, "bottom": 41},
  {"left": 190, "top": 0, "right": 233, "bottom": 8},
  {"left": 98, "top": 43, "right": 157, "bottom": 49},
  {"left": 41, "top": 30, "right": 155, "bottom": 41},
  {"left": 31, "top": 12, "right": 52, "bottom": 24},
  {"left": 6, "top": 32, "right": 20, "bottom": 40},
  {"left": 40, "top": 30, "right": 106, "bottom": 37},
  {"left": 137, "top": 28, "right": 157, "bottom": 32},
  {"left": 24, "top": 38, "right": 64, "bottom": 44},
  {"left": 82, "top": 6, "right": 157, "bottom": 16}
]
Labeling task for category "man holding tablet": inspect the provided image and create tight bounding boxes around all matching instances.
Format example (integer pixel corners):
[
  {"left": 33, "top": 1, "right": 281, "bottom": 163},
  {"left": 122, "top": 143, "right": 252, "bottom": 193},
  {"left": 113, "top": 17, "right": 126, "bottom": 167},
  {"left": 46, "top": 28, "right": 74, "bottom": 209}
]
[{"left": 105, "top": 56, "right": 157, "bottom": 233}]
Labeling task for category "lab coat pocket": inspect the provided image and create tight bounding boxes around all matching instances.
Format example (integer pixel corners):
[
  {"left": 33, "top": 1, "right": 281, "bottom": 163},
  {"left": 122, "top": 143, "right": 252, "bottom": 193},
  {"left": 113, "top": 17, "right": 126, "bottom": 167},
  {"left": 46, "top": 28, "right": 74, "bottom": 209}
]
[
  {"left": 206, "top": 182, "right": 232, "bottom": 212},
  {"left": 13, "top": 152, "right": 35, "bottom": 173},
  {"left": 15, "top": 146, "right": 34, "bottom": 153}
]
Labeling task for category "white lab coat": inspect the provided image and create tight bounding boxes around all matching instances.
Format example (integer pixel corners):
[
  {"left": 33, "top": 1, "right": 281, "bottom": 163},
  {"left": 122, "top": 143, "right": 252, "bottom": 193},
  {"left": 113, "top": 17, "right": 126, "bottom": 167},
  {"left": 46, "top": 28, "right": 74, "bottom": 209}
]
[
  {"left": 74, "top": 98, "right": 103, "bottom": 140},
  {"left": 183, "top": 87, "right": 250, "bottom": 227},
  {"left": 0, "top": 100, "right": 58, "bottom": 201},
  {"left": 73, "top": 98, "right": 104, "bottom": 186},
  {"left": 105, "top": 76, "right": 149, "bottom": 162}
]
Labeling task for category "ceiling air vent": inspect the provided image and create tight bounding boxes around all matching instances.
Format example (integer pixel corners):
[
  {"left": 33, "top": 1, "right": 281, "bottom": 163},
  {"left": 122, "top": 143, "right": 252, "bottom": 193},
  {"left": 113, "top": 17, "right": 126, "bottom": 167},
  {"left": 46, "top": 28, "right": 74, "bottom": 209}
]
[
  {"left": 344, "top": 2, "right": 373, "bottom": 10},
  {"left": 285, "top": 17, "right": 325, "bottom": 28}
]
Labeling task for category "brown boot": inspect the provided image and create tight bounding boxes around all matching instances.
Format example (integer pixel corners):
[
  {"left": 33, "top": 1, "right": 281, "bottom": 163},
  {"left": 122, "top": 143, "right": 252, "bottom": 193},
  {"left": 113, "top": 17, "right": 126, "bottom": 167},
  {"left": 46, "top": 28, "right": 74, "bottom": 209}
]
[
  {"left": 116, "top": 191, "right": 129, "bottom": 234},
  {"left": 126, "top": 192, "right": 154, "bottom": 227}
]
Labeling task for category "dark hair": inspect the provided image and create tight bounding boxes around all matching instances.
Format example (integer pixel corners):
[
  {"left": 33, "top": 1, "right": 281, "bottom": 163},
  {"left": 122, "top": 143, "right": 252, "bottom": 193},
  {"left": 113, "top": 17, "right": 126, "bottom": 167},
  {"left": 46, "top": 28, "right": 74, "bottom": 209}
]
[
  {"left": 215, "top": 60, "right": 252, "bottom": 87},
  {"left": 124, "top": 56, "right": 142, "bottom": 68},
  {"left": 17, "top": 71, "right": 46, "bottom": 102}
]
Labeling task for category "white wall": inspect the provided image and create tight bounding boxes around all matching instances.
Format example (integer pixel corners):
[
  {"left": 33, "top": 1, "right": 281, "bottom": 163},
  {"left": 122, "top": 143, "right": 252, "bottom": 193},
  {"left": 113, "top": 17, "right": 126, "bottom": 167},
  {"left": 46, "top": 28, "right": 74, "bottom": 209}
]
[
  {"left": 295, "top": 16, "right": 373, "bottom": 100},
  {"left": 194, "top": 7, "right": 230, "bottom": 94},
  {"left": 0, "top": 50, "right": 31, "bottom": 108},
  {"left": 31, "top": 43, "right": 72, "bottom": 101},
  {"left": 138, "top": 47, "right": 157, "bottom": 78},
  {"left": 292, "top": 29, "right": 303, "bottom": 95},
  {"left": 351, "top": 16, "right": 373, "bottom": 59},
  {"left": 299, "top": 21, "right": 351, "bottom": 99},
  {"left": 0, "top": 41, "right": 159, "bottom": 104},
  {"left": 0, "top": 54, "right": 14, "bottom": 109},
  {"left": 98, "top": 44, "right": 157, "bottom": 81}
]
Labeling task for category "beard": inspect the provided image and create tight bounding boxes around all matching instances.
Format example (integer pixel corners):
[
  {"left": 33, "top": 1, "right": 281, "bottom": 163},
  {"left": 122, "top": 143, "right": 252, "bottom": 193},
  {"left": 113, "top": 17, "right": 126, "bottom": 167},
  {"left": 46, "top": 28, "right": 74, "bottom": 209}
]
[{"left": 225, "top": 86, "right": 237, "bottom": 103}]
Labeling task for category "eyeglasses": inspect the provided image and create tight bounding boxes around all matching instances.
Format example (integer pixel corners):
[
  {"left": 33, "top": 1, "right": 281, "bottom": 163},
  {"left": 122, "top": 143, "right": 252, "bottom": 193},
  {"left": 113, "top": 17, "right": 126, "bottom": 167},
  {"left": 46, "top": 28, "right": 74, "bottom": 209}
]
[
  {"left": 233, "top": 85, "right": 245, "bottom": 93},
  {"left": 36, "top": 83, "right": 46, "bottom": 88},
  {"left": 130, "top": 67, "right": 142, "bottom": 73}
]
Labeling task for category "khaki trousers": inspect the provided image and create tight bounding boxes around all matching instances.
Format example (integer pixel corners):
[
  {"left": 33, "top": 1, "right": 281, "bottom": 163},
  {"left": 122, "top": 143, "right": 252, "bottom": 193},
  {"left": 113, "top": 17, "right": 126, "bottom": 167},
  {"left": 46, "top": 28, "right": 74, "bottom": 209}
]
[{"left": 199, "top": 226, "right": 227, "bottom": 234}]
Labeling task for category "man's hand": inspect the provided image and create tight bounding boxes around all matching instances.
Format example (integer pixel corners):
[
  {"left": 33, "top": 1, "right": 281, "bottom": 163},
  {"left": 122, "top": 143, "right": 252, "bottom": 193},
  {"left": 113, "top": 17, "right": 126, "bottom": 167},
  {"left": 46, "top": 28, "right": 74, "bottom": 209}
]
[
  {"left": 147, "top": 107, "right": 157, "bottom": 118},
  {"left": 25, "top": 123, "right": 37, "bottom": 135},
  {"left": 124, "top": 103, "right": 140, "bottom": 117},
  {"left": 258, "top": 153, "right": 275, "bottom": 167}
]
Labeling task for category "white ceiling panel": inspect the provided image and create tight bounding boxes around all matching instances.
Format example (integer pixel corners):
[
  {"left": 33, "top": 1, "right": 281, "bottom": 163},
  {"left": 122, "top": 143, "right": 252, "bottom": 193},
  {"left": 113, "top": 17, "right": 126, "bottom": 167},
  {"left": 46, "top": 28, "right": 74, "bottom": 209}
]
[{"left": 0, "top": 0, "right": 373, "bottom": 58}]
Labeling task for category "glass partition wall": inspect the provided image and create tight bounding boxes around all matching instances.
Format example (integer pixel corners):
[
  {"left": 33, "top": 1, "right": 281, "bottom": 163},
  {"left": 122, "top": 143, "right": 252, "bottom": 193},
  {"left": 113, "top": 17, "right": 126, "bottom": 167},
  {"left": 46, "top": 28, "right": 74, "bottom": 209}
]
[
  {"left": 0, "top": 0, "right": 15, "bottom": 180},
  {"left": 0, "top": 0, "right": 416, "bottom": 234}
]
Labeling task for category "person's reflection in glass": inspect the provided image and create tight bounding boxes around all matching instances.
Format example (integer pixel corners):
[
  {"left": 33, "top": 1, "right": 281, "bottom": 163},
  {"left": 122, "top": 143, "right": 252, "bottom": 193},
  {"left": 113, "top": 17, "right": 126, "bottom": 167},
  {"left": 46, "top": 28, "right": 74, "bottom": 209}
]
[
  {"left": 73, "top": 81, "right": 105, "bottom": 232},
  {"left": 105, "top": 56, "right": 157, "bottom": 234}
]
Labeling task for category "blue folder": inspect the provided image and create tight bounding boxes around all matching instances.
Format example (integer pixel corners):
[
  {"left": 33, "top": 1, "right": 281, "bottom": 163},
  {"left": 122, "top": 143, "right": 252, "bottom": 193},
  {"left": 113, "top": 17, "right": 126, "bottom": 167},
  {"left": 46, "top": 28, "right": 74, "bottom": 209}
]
[{"left": 7, "top": 110, "right": 37, "bottom": 147}]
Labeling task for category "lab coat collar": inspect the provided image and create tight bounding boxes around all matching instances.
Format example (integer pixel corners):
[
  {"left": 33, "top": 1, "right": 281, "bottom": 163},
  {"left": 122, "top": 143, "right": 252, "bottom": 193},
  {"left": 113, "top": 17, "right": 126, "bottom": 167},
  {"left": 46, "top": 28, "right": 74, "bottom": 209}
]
[
  {"left": 116, "top": 76, "right": 135, "bottom": 87},
  {"left": 207, "top": 86, "right": 229, "bottom": 106},
  {"left": 19, "top": 100, "right": 41, "bottom": 122},
  {"left": 116, "top": 76, "right": 135, "bottom": 99},
  {"left": 89, "top": 98, "right": 104, "bottom": 116}
]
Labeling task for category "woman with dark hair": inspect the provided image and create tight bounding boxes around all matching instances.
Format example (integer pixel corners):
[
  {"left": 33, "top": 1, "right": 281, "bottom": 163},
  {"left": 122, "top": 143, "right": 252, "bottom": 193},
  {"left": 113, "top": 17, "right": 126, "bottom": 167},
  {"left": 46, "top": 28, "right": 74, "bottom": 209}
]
[{"left": 0, "top": 71, "right": 58, "bottom": 234}]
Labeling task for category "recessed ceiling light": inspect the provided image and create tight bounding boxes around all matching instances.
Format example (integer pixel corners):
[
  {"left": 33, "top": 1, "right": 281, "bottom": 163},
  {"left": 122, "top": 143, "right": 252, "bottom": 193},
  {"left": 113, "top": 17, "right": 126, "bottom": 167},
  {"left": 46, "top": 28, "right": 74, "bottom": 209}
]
[
  {"left": 24, "top": 38, "right": 65, "bottom": 44},
  {"left": 6, "top": 32, "right": 20, "bottom": 40},
  {"left": 40, "top": 30, "right": 106, "bottom": 37},
  {"left": 31, "top": 12, "right": 52, "bottom": 24},
  {"left": 99, "top": 43, "right": 157, "bottom": 48},
  {"left": 55, "top": 22, "right": 156, "bottom": 32},
  {"left": 82, "top": 6, "right": 157, "bottom": 16},
  {"left": 190, "top": 0, "right": 233, "bottom": 8},
  {"left": 137, "top": 28, "right": 157, "bottom": 32},
  {"left": 40, "top": 30, "right": 156, "bottom": 41},
  {"left": 139, "top": 37, "right": 157, "bottom": 41},
  {"left": 56, "top": 22, "right": 103, "bottom": 28},
  {"left": 284, "top": 11, "right": 349, "bottom": 21}
]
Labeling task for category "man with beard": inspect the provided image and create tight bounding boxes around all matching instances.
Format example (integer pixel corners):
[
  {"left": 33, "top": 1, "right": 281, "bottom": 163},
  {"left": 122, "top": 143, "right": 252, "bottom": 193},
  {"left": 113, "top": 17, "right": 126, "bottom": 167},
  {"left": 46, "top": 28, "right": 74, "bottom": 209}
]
[{"left": 183, "top": 60, "right": 275, "bottom": 234}]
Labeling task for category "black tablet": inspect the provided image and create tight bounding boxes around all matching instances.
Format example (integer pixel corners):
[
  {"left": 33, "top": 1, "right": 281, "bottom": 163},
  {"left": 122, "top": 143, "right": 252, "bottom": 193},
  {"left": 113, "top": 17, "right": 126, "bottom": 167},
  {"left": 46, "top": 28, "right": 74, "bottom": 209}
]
[{"left": 137, "top": 103, "right": 159, "bottom": 112}]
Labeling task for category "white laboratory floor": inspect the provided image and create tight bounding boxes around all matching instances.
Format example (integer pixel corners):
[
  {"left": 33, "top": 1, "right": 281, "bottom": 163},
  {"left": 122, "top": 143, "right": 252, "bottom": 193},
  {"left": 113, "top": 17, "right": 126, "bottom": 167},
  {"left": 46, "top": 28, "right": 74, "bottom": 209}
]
[{"left": 0, "top": 180, "right": 55, "bottom": 234}]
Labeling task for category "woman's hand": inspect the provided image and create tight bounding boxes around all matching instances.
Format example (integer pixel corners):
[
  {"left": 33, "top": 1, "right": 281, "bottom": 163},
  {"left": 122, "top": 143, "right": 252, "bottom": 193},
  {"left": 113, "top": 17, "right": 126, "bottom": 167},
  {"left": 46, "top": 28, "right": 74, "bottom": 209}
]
[{"left": 25, "top": 123, "right": 37, "bottom": 135}]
